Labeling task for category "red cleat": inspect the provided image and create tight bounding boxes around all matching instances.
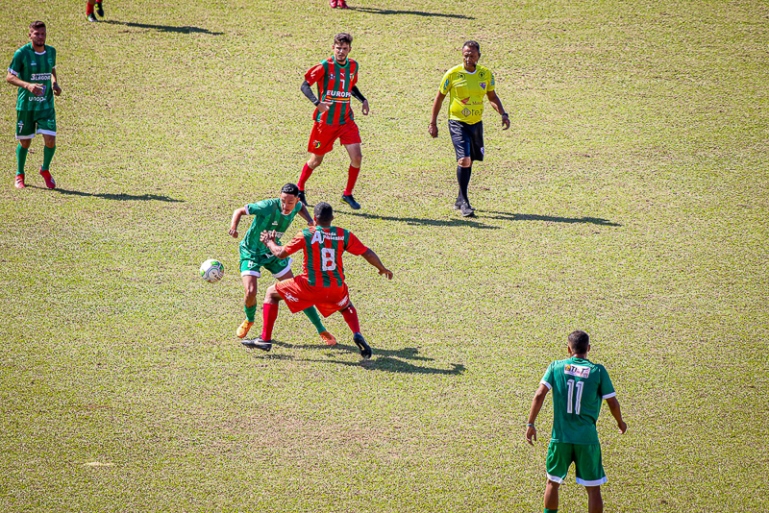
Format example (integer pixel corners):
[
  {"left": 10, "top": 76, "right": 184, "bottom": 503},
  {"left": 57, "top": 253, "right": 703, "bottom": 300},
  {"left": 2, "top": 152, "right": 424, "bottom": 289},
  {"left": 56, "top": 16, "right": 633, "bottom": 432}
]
[
  {"left": 329, "top": 0, "right": 338, "bottom": 7},
  {"left": 337, "top": 0, "right": 349, "bottom": 7},
  {"left": 15, "top": 174, "right": 26, "bottom": 189},
  {"left": 40, "top": 169, "right": 56, "bottom": 189}
]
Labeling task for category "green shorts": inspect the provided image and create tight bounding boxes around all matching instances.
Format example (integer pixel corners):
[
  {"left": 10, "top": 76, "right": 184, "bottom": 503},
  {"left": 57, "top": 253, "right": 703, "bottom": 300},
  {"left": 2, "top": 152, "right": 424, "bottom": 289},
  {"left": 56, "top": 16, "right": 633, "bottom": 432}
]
[
  {"left": 16, "top": 109, "right": 56, "bottom": 139},
  {"left": 239, "top": 252, "right": 293, "bottom": 278},
  {"left": 546, "top": 441, "right": 606, "bottom": 486}
]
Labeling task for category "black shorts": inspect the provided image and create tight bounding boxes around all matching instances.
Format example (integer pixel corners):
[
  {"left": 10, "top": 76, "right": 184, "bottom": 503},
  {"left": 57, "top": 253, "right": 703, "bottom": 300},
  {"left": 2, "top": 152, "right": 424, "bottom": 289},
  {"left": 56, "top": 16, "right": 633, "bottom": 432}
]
[{"left": 449, "top": 120, "right": 484, "bottom": 162}]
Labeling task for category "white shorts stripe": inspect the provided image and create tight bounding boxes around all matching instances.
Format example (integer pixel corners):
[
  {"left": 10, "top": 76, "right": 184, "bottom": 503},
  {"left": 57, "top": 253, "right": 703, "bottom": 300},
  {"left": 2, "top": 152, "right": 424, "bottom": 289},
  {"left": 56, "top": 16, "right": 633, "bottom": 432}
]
[
  {"left": 15, "top": 134, "right": 35, "bottom": 140},
  {"left": 546, "top": 473, "right": 564, "bottom": 484},
  {"left": 241, "top": 270, "right": 261, "bottom": 278},
  {"left": 37, "top": 129, "right": 56, "bottom": 136},
  {"left": 576, "top": 476, "right": 607, "bottom": 487}
]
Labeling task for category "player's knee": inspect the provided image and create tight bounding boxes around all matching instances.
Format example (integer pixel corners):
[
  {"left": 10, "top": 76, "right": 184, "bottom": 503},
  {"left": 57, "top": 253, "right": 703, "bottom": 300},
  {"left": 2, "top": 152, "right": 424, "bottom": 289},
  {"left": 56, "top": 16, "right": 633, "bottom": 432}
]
[
  {"left": 457, "top": 157, "right": 471, "bottom": 167},
  {"left": 350, "top": 154, "right": 362, "bottom": 168},
  {"left": 19, "top": 139, "right": 31, "bottom": 149},
  {"left": 546, "top": 479, "right": 560, "bottom": 489},
  {"left": 43, "top": 137, "right": 56, "bottom": 148}
]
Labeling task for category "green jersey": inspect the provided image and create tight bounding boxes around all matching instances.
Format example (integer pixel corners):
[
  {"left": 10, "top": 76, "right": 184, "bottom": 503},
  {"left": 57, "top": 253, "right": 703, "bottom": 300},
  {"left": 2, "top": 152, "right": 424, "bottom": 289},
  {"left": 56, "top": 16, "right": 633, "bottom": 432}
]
[
  {"left": 239, "top": 199, "right": 303, "bottom": 260},
  {"left": 541, "top": 357, "right": 616, "bottom": 445},
  {"left": 8, "top": 43, "right": 57, "bottom": 112}
]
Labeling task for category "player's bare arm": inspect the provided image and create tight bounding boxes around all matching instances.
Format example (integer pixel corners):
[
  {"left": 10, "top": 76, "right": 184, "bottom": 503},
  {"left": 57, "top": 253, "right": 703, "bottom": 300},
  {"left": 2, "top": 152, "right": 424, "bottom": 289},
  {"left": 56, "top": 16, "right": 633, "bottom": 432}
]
[
  {"left": 51, "top": 68, "right": 61, "bottom": 96},
  {"left": 361, "top": 249, "right": 393, "bottom": 279},
  {"left": 429, "top": 92, "right": 446, "bottom": 138},
  {"left": 298, "top": 204, "right": 313, "bottom": 225},
  {"left": 229, "top": 206, "right": 247, "bottom": 238},
  {"left": 260, "top": 230, "right": 289, "bottom": 259},
  {"left": 486, "top": 90, "right": 510, "bottom": 130},
  {"left": 526, "top": 383, "right": 550, "bottom": 445},
  {"left": 605, "top": 397, "right": 628, "bottom": 434},
  {"left": 6, "top": 72, "right": 44, "bottom": 96}
]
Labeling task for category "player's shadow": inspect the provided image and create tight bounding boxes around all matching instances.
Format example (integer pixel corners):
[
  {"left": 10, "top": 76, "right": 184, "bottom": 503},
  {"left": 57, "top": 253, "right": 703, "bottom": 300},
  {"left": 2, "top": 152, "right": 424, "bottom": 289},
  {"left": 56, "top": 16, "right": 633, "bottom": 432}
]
[
  {"left": 103, "top": 20, "right": 223, "bottom": 35},
  {"left": 349, "top": 7, "right": 474, "bottom": 19},
  {"left": 342, "top": 211, "right": 498, "bottom": 230},
  {"left": 54, "top": 188, "right": 183, "bottom": 202},
  {"left": 485, "top": 210, "right": 622, "bottom": 227},
  {"left": 263, "top": 342, "right": 465, "bottom": 375}
]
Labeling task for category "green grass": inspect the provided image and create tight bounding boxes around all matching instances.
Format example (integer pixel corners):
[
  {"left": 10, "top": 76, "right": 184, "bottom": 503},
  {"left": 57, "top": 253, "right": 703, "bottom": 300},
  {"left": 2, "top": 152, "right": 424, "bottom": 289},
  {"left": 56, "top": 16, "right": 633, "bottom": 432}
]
[{"left": 1, "top": 0, "right": 767, "bottom": 511}]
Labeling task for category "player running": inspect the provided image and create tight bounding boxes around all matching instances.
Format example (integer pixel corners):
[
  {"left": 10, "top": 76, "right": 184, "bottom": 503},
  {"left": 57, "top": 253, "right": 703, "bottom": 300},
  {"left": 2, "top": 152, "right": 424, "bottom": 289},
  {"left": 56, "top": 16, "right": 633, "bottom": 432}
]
[
  {"left": 297, "top": 33, "right": 369, "bottom": 211},
  {"left": 243, "top": 202, "right": 392, "bottom": 358},
  {"left": 6, "top": 21, "right": 61, "bottom": 190},
  {"left": 526, "top": 330, "right": 627, "bottom": 513},
  {"left": 86, "top": 0, "right": 105, "bottom": 22},
  {"left": 229, "top": 184, "right": 336, "bottom": 346}
]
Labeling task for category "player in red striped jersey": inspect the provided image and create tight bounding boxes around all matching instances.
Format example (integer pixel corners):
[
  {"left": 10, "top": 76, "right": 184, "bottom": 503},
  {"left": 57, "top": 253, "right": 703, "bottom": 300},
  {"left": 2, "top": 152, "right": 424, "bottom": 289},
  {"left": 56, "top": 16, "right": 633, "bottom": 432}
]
[
  {"left": 297, "top": 33, "right": 370, "bottom": 211},
  {"left": 243, "top": 202, "right": 392, "bottom": 358}
]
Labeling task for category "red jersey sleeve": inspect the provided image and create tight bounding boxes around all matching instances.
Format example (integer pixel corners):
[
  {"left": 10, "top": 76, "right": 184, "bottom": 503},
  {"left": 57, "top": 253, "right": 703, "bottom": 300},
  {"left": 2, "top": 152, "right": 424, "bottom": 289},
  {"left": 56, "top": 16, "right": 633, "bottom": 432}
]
[
  {"left": 282, "top": 232, "right": 307, "bottom": 256},
  {"left": 304, "top": 63, "right": 325, "bottom": 86},
  {"left": 345, "top": 232, "right": 368, "bottom": 256}
]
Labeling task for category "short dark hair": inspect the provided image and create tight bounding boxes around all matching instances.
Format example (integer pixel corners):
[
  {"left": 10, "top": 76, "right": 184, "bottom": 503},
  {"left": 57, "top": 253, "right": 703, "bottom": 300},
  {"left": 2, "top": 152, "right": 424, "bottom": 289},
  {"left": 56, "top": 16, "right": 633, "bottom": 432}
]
[
  {"left": 463, "top": 40, "right": 480, "bottom": 53},
  {"left": 567, "top": 330, "right": 590, "bottom": 353},
  {"left": 313, "top": 202, "right": 334, "bottom": 223},
  {"left": 334, "top": 33, "right": 353, "bottom": 46},
  {"left": 29, "top": 21, "right": 46, "bottom": 31},
  {"left": 281, "top": 183, "right": 299, "bottom": 196}
]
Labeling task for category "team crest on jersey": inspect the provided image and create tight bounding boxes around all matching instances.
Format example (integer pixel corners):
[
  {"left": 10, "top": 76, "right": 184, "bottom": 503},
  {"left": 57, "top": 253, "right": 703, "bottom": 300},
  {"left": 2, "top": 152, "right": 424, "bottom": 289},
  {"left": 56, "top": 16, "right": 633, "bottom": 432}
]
[
  {"left": 480, "top": 82, "right": 486, "bottom": 89},
  {"left": 564, "top": 364, "right": 591, "bottom": 378},
  {"left": 329, "top": 73, "right": 336, "bottom": 80}
]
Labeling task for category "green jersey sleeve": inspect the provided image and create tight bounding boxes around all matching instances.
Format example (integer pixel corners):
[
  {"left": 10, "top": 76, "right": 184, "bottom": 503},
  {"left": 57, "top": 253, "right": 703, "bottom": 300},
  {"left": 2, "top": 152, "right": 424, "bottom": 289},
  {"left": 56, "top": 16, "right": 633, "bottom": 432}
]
[
  {"left": 597, "top": 365, "right": 616, "bottom": 399},
  {"left": 541, "top": 361, "right": 555, "bottom": 389},
  {"left": 246, "top": 198, "right": 277, "bottom": 216},
  {"left": 8, "top": 48, "right": 24, "bottom": 75}
]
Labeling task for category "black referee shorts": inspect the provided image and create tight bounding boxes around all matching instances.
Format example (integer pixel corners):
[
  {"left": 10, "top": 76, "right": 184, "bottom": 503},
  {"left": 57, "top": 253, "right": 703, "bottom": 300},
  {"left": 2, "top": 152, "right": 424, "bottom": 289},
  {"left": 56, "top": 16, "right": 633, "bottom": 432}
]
[{"left": 449, "top": 119, "right": 484, "bottom": 162}]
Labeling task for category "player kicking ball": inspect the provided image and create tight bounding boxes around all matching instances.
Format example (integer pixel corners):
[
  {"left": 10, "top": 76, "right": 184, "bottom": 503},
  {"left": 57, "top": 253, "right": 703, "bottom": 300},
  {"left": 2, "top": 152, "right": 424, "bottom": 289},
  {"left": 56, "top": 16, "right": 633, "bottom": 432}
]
[
  {"left": 230, "top": 184, "right": 337, "bottom": 347},
  {"left": 243, "top": 202, "right": 392, "bottom": 359}
]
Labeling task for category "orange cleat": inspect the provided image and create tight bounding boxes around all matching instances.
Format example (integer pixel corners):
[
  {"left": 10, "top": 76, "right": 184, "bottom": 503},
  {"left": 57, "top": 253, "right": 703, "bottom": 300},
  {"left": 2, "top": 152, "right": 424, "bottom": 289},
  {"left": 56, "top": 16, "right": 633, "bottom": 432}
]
[
  {"left": 236, "top": 320, "right": 254, "bottom": 339},
  {"left": 320, "top": 330, "right": 337, "bottom": 346}
]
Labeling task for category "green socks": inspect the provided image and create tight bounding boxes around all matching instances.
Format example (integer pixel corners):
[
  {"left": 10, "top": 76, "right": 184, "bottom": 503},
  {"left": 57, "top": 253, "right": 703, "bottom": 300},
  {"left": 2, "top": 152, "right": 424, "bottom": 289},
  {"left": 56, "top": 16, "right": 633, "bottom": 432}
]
[
  {"left": 16, "top": 145, "right": 28, "bottom": 176},
  {"left": 244, "top": 304, "right": 257, "bottom": 323},
  {"left": 302, "top": 306, "right": 326, "bottom": 334},
  {"left": 544, "top": 509, "right": 558, "bottom": 513},
  {"left": 42, "top": 145, "right": 56, "bottom": 171}
]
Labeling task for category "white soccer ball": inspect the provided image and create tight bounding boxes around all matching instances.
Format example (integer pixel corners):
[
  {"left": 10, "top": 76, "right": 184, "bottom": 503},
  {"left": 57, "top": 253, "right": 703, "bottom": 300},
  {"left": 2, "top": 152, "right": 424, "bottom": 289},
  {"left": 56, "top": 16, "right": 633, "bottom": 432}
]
[{"left": 200, "top": 259, "right": 225, "bottom": 283}]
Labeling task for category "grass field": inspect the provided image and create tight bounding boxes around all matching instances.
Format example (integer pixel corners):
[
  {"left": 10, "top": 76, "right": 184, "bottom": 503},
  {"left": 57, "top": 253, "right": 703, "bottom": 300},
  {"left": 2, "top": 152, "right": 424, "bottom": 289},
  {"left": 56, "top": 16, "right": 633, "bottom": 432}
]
[{"left": 1, "top": 0, "right": 767, "bottom": 511}]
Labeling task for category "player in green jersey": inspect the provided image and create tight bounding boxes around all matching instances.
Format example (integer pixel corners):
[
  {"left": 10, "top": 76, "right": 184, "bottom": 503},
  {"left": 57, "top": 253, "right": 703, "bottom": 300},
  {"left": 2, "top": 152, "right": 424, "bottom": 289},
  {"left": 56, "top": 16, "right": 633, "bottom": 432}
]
[
  {"left": 229, "top": 184, "right": 336, "bottom": 346},
  {"left": 6, "top": 21, "right": 61, "bottom": 190},
  {"left": 429, "top": 41, "right": 509, "bottom": 217},
  {"left": 526, "top": 331, "right": 627, "bottom": 513}
]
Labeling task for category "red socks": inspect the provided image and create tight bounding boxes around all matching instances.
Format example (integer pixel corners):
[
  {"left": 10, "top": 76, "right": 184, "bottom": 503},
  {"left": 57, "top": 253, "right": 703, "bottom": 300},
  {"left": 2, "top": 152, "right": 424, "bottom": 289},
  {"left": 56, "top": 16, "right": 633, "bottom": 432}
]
[
  {"left": 86, "top": 3, "right": 94, "bottom": 15},
  {"left": 344, "top": 165, "right": 360, "bottom": 196},
  {"left": 340, "top": 303, "right": 361, "bottom": 334},
  {"left": 298, "top": 163, "right": 314, "bottom": 191},
  {"left": 260, "top": 302, "right": 280, "bottom": 341}
]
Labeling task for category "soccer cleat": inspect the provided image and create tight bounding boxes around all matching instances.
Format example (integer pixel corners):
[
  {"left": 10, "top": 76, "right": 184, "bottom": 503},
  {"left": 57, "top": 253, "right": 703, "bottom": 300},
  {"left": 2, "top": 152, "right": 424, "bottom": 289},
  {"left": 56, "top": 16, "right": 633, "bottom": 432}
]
[
  {"left": 337, "top": 0, "right": 349, "bottom": 7},
  {"left": 320, "top": 330, "right": 337, "bottom": 346},
  {"left": 329, "top": 0, "right": 338, "bottom": 7},
  {"left": 236, "top": 320, "right": 254, "bottom": 339},
  {"left": 87, "top": 13, "right": 98, "bottom": 22},
  {"left": 298, "top": 190, "right": 308, "bottom": 206},
  {"left": 241, "top": 337, "right": 273, "bottom": 351},
  {"left": 341, "top": 194, "right": 361, "bottom": 210},
  {"left": 454, "top": 198, "right": 463, "bottom": 210},
  {"left": 353, "top": 333, "right": 372, "bottom": 359},
  {"left": 459, "top": 202, "right": 475, "bottom": 217},
  {"left": 95, "top": 1, "right": 104, "bottom": 17},
  {"left": 15, "top": 175, "right": 26, "bottom": 189},
  {"left": 39, "top": 169, "right": 56, "bottom": 189}
]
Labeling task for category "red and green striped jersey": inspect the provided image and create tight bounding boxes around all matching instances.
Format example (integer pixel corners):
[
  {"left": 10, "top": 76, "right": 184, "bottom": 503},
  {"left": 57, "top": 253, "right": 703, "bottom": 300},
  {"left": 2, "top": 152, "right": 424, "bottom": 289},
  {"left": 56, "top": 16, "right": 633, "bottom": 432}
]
[
  {"left": 283, "top": 226, "right": 368, "bottom": 288},
  {"left": 305, "top": 57, "right": 359, "bottom": 126}
]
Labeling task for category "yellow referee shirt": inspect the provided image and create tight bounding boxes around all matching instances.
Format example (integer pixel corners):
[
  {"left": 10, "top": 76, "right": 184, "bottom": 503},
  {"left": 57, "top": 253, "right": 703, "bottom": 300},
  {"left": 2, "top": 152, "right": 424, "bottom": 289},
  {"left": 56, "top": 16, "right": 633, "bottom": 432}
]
[{"left": 439, "top": 64, "right": 496, "bottom": 125}]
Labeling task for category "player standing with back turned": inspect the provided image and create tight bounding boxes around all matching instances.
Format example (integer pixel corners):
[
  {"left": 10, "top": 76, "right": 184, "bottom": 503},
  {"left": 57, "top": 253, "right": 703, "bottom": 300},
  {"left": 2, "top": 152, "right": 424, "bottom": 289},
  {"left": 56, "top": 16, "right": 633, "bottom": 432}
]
[
  {"left": 526, "top": 330, "right": 627, "bottom": 513},
  {"left": 297, "top": 33, "right": 370, "bottom": 211}
]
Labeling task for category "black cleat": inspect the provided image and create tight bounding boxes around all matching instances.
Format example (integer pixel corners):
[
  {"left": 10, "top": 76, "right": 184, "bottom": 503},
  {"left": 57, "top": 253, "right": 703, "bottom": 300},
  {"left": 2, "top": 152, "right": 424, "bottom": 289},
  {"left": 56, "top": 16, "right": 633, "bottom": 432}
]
[
  {"left": 87, "top": 13, "right": 98, "bottom": 22},
  {"left": 342, "top": 194, "right": 361, "bottom": 210},
  {"left": 353, "top": 333, "right": 372, "bottom": 359},
  {"left": 297, "top": 190, "right": 308, "bottom": 206},
  {"left": 454, "top": 198, "right": 463, "bottom": 210},
  {"left": 459, "top": 202, "right": 476, "bottom": 217},
  {"left": 241, "top": 337, "right": 272, "bottom": 352},
  {"left": 95, "top": 1, "right": 104, "bottom": 17}
]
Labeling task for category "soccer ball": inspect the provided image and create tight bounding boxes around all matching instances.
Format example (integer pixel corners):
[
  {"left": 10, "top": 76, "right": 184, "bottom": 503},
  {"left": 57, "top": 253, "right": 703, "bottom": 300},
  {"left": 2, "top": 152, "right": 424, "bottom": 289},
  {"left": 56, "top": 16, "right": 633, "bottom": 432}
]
[{"left": 200, "top": 259, "right": 225, "bottom": 283}]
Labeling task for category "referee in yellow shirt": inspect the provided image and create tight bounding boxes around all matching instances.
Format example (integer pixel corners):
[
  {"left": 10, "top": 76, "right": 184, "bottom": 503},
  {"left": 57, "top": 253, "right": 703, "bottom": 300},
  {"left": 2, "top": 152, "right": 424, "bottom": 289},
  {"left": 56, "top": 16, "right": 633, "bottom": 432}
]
[{"left": 429, "top": 41, "right": 510, "bottom": 217}]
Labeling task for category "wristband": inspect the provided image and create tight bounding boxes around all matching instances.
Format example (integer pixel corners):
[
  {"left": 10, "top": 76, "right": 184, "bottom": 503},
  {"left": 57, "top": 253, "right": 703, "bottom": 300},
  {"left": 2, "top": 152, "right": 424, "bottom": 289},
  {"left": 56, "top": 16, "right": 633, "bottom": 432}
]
[
  {"left": 502, "top": 113, "right": 509, "bottom": 118},
  {"left": 526, "top": 423, "right": 535, "bottom": 428}
]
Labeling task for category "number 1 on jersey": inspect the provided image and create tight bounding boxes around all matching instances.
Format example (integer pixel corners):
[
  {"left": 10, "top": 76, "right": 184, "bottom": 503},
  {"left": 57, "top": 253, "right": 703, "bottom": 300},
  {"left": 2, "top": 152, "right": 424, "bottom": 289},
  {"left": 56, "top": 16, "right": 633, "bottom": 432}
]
[{"left": 566, "top": 379, "right": 584, "bottom": 415}]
